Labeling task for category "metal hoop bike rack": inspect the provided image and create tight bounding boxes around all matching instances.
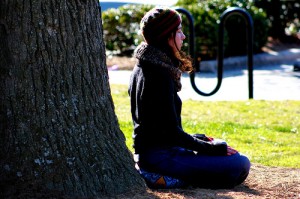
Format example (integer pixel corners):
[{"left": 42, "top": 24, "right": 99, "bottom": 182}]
[{"left": 176, "top": 7, "right": 254, "bottom": 99}]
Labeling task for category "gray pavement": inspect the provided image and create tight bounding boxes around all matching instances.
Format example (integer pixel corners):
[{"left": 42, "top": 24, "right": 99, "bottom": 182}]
[{"left": 108, "top": 48, "right": 300, "bottom": 101}]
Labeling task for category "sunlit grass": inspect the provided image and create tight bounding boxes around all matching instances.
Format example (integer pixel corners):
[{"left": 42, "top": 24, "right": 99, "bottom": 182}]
[{"left": 111, "top": 84, "right": 300, "bottom": 168}]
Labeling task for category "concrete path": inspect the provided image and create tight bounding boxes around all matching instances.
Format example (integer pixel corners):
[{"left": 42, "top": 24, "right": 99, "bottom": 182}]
[{"left": 108, "top": 48, "right": 300, "bottom": 101}]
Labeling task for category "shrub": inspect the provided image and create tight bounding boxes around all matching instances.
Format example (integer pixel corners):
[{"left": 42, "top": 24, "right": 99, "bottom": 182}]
[
  {"left": 177, "top": 0, "right": 269, "bottom": 60},
  {"left": 101, "top": 0, "right": 269, "bottom": 60},
  {"left": 102, "top": 4, "right": 154, "bottom": 56},
  {"left": 254, "top": 0, "right": 300, "bottom": 41}
]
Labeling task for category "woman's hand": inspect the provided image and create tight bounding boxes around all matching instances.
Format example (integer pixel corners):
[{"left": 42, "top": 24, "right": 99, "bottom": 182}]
[{"left": 227, "top": 146, "right": 238, "bottom": 156}]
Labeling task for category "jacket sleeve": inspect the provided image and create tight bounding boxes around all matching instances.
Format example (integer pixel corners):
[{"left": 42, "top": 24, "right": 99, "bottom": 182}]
[{"left": 174, "top": 130, "right": 227, "bottom": 156}]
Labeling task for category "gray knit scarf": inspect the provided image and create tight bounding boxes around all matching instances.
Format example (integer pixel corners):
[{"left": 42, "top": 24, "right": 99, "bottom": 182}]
[{"left": 134, "top": 42, "right": 182, "bottom": 91}]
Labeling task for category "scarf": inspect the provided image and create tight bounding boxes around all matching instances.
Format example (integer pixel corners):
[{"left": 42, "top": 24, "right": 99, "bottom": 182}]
[{"left": 134, "top": 42, "right": 182, "bottom": 91}]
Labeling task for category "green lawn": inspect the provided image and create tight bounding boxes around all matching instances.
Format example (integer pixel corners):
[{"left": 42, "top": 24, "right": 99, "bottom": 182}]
[{"left": 111, "top": 84, "right": 300, "bottom": 168}]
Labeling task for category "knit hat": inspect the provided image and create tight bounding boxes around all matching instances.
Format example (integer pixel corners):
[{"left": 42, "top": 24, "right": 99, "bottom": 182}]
[{"left": 140, "top": 7, "right": 181, "bottom": 45}]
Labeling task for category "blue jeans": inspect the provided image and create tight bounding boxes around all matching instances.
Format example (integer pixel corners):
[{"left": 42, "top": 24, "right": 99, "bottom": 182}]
[{"left": 137, "top": 147, "right": 251, "bottom": 189}]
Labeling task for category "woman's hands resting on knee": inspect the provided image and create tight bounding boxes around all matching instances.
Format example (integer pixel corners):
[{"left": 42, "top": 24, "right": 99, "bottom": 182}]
[
  {"left": 192, "top": 134, "right": 238, "bottom": 156},
  {"left": 227, "top": 146, "right": 238, "bottom": 156}
]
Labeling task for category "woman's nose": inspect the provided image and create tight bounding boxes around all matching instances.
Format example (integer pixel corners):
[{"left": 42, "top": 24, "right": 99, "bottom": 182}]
[{"left": 182, "top": 33, "right": 186, "bottom": 40}]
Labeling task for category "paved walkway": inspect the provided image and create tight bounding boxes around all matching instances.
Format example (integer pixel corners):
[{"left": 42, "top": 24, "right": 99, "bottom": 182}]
[{"left": 108, "top": 48, "right": 300, "bottom": 101}]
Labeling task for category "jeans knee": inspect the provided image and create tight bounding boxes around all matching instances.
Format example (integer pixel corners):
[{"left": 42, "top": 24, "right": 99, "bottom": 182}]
[{"left": 240, "top": 154, "right": 251, "bottom": 172}]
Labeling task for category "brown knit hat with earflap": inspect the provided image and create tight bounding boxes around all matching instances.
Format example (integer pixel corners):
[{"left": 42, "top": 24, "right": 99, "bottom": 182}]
[{"left": 140, "top": 7, "right": 181, "bottom": 45}]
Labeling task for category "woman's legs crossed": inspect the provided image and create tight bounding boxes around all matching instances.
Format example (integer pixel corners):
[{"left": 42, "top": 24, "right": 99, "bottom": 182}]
[{"left": 138, "top": 147, "right": 251, "bottom": 188}]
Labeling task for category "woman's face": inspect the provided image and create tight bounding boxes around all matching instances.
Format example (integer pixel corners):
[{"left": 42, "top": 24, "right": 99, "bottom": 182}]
[{"left": 168, "top": 23, "right": 186, "bottom": 52}]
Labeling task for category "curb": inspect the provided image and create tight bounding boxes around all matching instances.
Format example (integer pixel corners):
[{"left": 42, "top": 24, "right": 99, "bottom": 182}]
[{"left": 200, "top": 48, "right": 300, "bottom": 72}]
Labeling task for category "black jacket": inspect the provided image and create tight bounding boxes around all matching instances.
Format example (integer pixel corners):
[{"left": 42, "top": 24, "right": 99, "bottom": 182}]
[{"left": 128, "top": 43, "right": 227, "bottom": 155}]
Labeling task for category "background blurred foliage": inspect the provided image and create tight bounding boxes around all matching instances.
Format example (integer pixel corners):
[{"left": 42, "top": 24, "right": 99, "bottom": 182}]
[
  {"left": 102, "top": 4, "right": 154, "bottom": 55},
  {"left": 177, "top": 0, "right": 268, "bottom": 61},
  {"left": 102, "top": 0, "right": 299, "bottom": 61},
  {"left": 254, "top": 0, "right": 300, "bottom": 41}
]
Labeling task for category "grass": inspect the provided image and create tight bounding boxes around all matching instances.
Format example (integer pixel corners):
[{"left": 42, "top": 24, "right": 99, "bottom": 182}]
[{"left": 110, "top": 84, "right": 300, "bottom": 168}]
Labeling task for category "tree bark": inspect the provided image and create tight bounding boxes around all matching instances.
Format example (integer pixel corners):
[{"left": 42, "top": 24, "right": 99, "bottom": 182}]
[{"left": 0, "top": 0, "right": 145, "bottom": 197}]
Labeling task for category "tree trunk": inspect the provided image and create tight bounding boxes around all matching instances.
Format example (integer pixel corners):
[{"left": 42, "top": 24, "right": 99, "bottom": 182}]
[{"left": 0, "top": 0, "right": 145, "bottom": 197}]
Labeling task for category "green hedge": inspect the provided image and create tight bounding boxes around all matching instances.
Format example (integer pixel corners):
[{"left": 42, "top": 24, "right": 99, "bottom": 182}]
[
  {"left": 178, "top": 0, "right": 269, "bottom": 60},
  {"left": 102, "top": 0, "right": 269, "bottom": 60},
  {"left": 254, "top": 0, "right": 300, "bottom": 40},
  {"left": 102, "top": 4, "right": 154, "bottom": 55}
]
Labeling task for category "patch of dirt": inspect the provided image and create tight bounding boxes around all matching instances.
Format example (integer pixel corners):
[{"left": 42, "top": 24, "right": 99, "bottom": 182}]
[
  {"left": 117, "top": 164, "right": 300, "bottom": 199},
  {"left": 262, "top": 37, "right": 300, "bottom": 54},
  {"left": 4, "top": 164, "right": 299, "bottom": 198}
]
